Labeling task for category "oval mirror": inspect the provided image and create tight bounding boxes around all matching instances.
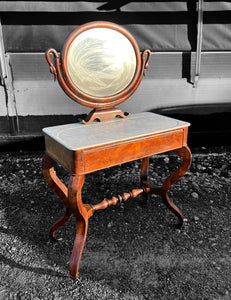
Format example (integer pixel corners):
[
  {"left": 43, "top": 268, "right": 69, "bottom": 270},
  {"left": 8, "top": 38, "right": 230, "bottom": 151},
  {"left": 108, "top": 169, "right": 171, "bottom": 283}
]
[{"left": 66, "top": 27, "right": 137, "bottom": 97}]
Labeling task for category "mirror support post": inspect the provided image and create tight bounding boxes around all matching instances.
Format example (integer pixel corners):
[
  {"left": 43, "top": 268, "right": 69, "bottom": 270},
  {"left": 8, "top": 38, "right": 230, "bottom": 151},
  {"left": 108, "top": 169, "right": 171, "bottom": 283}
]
[{"left": 82, "top": 108, "right": 129, "bottom": 124}]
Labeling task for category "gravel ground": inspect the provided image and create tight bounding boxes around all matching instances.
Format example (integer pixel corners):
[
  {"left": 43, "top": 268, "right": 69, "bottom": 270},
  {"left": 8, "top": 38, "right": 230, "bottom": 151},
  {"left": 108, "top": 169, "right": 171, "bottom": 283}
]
[{"left": 0, "top": 146, "right": 231, "bottom": 299}]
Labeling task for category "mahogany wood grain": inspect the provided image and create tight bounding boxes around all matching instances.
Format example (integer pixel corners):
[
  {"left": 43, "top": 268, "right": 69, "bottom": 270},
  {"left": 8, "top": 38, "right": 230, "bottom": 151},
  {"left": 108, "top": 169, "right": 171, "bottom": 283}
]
[
  {"left": 45, "top": 22, "right": 151, "bottom": 112},
  {"left": 91, "top": 188, "right": 144, "bottom": 212},
  {"left": 140, "top": 157, "right": 150, "bottom": 204},
  {"left": 81, "top": 129, "right": 185, "bottom": 175},
  {"left": 82, "top": 108, "right": 129, "bottom": 124},
  {"left": 42, "top": 144, "right": 191, "bottom": 278},
  {"left": 42, "top": 154, "right": 72, "bottom": 239},
  {"left": 68, "top": 175, "right": 89, "bottom": 279},
  {"left": 160, "top": 145, "right": 191, "bottom": 225},
  {"left": 43, "top": 113, "right": 189, "bottom": 175},
  {"left": 142, "top": 145, "right": 191, "bottom": 225},
  {"left": 42, "top": 22, "right": 192, "bottom": 279},
  {"left": 42, "top": 121, "right": 191, "bottom": 278}
]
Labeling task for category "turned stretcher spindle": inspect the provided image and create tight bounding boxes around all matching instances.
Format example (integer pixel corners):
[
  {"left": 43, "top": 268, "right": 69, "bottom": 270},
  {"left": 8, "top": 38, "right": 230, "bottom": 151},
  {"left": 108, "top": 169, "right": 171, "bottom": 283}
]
[{"left": 91, "top": 188, "right": 145, "bottom": 212}]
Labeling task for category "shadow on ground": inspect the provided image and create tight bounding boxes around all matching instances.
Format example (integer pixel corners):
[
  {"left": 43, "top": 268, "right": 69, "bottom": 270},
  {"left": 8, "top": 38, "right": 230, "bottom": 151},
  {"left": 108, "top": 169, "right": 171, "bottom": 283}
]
[{"left": 0, "top": 147, "right": 231, "bottom": 299}]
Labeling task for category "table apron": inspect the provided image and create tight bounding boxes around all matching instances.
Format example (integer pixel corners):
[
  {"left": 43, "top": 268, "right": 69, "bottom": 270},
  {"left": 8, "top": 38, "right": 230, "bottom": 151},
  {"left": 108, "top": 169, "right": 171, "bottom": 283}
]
[{"left": 76, "top": 128, "right": 186, "bottom": 174}]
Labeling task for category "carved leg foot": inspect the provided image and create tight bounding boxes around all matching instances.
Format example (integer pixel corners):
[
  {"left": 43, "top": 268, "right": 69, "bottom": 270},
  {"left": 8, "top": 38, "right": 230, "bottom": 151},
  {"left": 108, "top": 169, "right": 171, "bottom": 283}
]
[
  {"left": 42, "top": 154, "right": 72, "bottom": 238},
  {"left": 70, "top": 212, "right": 88, "bottom": 278},
  {"left": 68, "top": 175, "right": 88, "bottom": 279},
  {"left": 140, "top": 157, "right": 149, "bottom": 204},
  {"left": 49, "top": 209, "right": 72, "bottom": 239},
  {"left": 160, "top": 146, "right": 192, "bottom": 226}
]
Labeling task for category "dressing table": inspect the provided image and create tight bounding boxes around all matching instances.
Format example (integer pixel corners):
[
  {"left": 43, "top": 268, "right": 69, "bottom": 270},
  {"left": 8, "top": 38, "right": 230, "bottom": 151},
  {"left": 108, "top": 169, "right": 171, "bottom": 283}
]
[{"left": 42, "top": 21, "right": 191, "bottom": 278}]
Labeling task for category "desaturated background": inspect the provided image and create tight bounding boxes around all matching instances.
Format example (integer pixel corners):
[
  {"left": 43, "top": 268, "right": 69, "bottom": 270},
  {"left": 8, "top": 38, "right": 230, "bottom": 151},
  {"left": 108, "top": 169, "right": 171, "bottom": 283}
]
[
  {"left": 1, "top": 1, "right": 231, "bottom": 147},
  {"left": 0, "top": 1, "right": 231, "bottom": 299}
]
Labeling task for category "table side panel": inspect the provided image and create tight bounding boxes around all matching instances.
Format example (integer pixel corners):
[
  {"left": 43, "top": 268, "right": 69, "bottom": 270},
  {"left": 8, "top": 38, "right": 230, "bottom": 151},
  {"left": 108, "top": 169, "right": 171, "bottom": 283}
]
[
  {"left": 182, "top": 127, "right": 189, "bottom": 146},
  {"left": 78, "top": 128, "right": 187, "bottom": 174},
  {"left": 44, "top": 134, "right": 84, "bottom": 174}
]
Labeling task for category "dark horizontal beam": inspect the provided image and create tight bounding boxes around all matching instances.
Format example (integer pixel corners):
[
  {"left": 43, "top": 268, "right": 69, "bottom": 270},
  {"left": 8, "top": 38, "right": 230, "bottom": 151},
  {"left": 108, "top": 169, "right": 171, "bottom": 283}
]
[
  {"left": 1, "top": 11, "right": 231, "bottom": 25},
  {"left": 1, "top": 12, "right": 196, "bottom": 25}
]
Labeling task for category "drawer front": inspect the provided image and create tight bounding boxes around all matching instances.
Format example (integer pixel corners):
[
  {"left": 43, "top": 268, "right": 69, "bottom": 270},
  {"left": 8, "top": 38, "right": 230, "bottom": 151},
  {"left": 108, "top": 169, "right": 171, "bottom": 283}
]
[{"left": 81, "top": 129, "right": 185, "bottom": 174}]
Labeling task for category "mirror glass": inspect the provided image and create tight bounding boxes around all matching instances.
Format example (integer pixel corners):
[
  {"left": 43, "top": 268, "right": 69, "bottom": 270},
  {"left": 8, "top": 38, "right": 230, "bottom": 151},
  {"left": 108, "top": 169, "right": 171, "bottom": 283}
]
[{"left": 66, "top": 28, "right": 137, "bottom": 97}]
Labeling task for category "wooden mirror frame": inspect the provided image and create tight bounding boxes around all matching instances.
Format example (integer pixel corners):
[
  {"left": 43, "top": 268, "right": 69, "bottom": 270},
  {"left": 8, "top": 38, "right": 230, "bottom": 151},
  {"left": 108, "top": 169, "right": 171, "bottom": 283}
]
[{"left": 46, "top": 21, "right": 151, "bottom": 123}]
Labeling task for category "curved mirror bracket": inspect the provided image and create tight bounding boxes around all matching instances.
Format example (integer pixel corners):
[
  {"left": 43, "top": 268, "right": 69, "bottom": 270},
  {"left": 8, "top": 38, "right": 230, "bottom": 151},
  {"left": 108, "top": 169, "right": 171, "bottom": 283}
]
[
  {"left": 46, "top": 21, "right": 151, "bottom": 124},
  {"left": 82, "top": 108, "right": 129, "bottom": 124}
]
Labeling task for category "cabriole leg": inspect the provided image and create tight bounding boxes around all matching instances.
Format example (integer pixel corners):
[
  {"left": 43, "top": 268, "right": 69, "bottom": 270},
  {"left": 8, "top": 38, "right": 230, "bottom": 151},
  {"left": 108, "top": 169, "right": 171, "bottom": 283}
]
[
  {"left": 42, "top": 154, "right": 72, "bottom": 239},
  {"left": 160, "top": 146, "right": 192, "bottom": 226},
  {"left": 140, "top": 157, "right": 149, "bottom": 203},
  {"left": 68, "top": 175, "right": 88, "bottom": 279}
]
